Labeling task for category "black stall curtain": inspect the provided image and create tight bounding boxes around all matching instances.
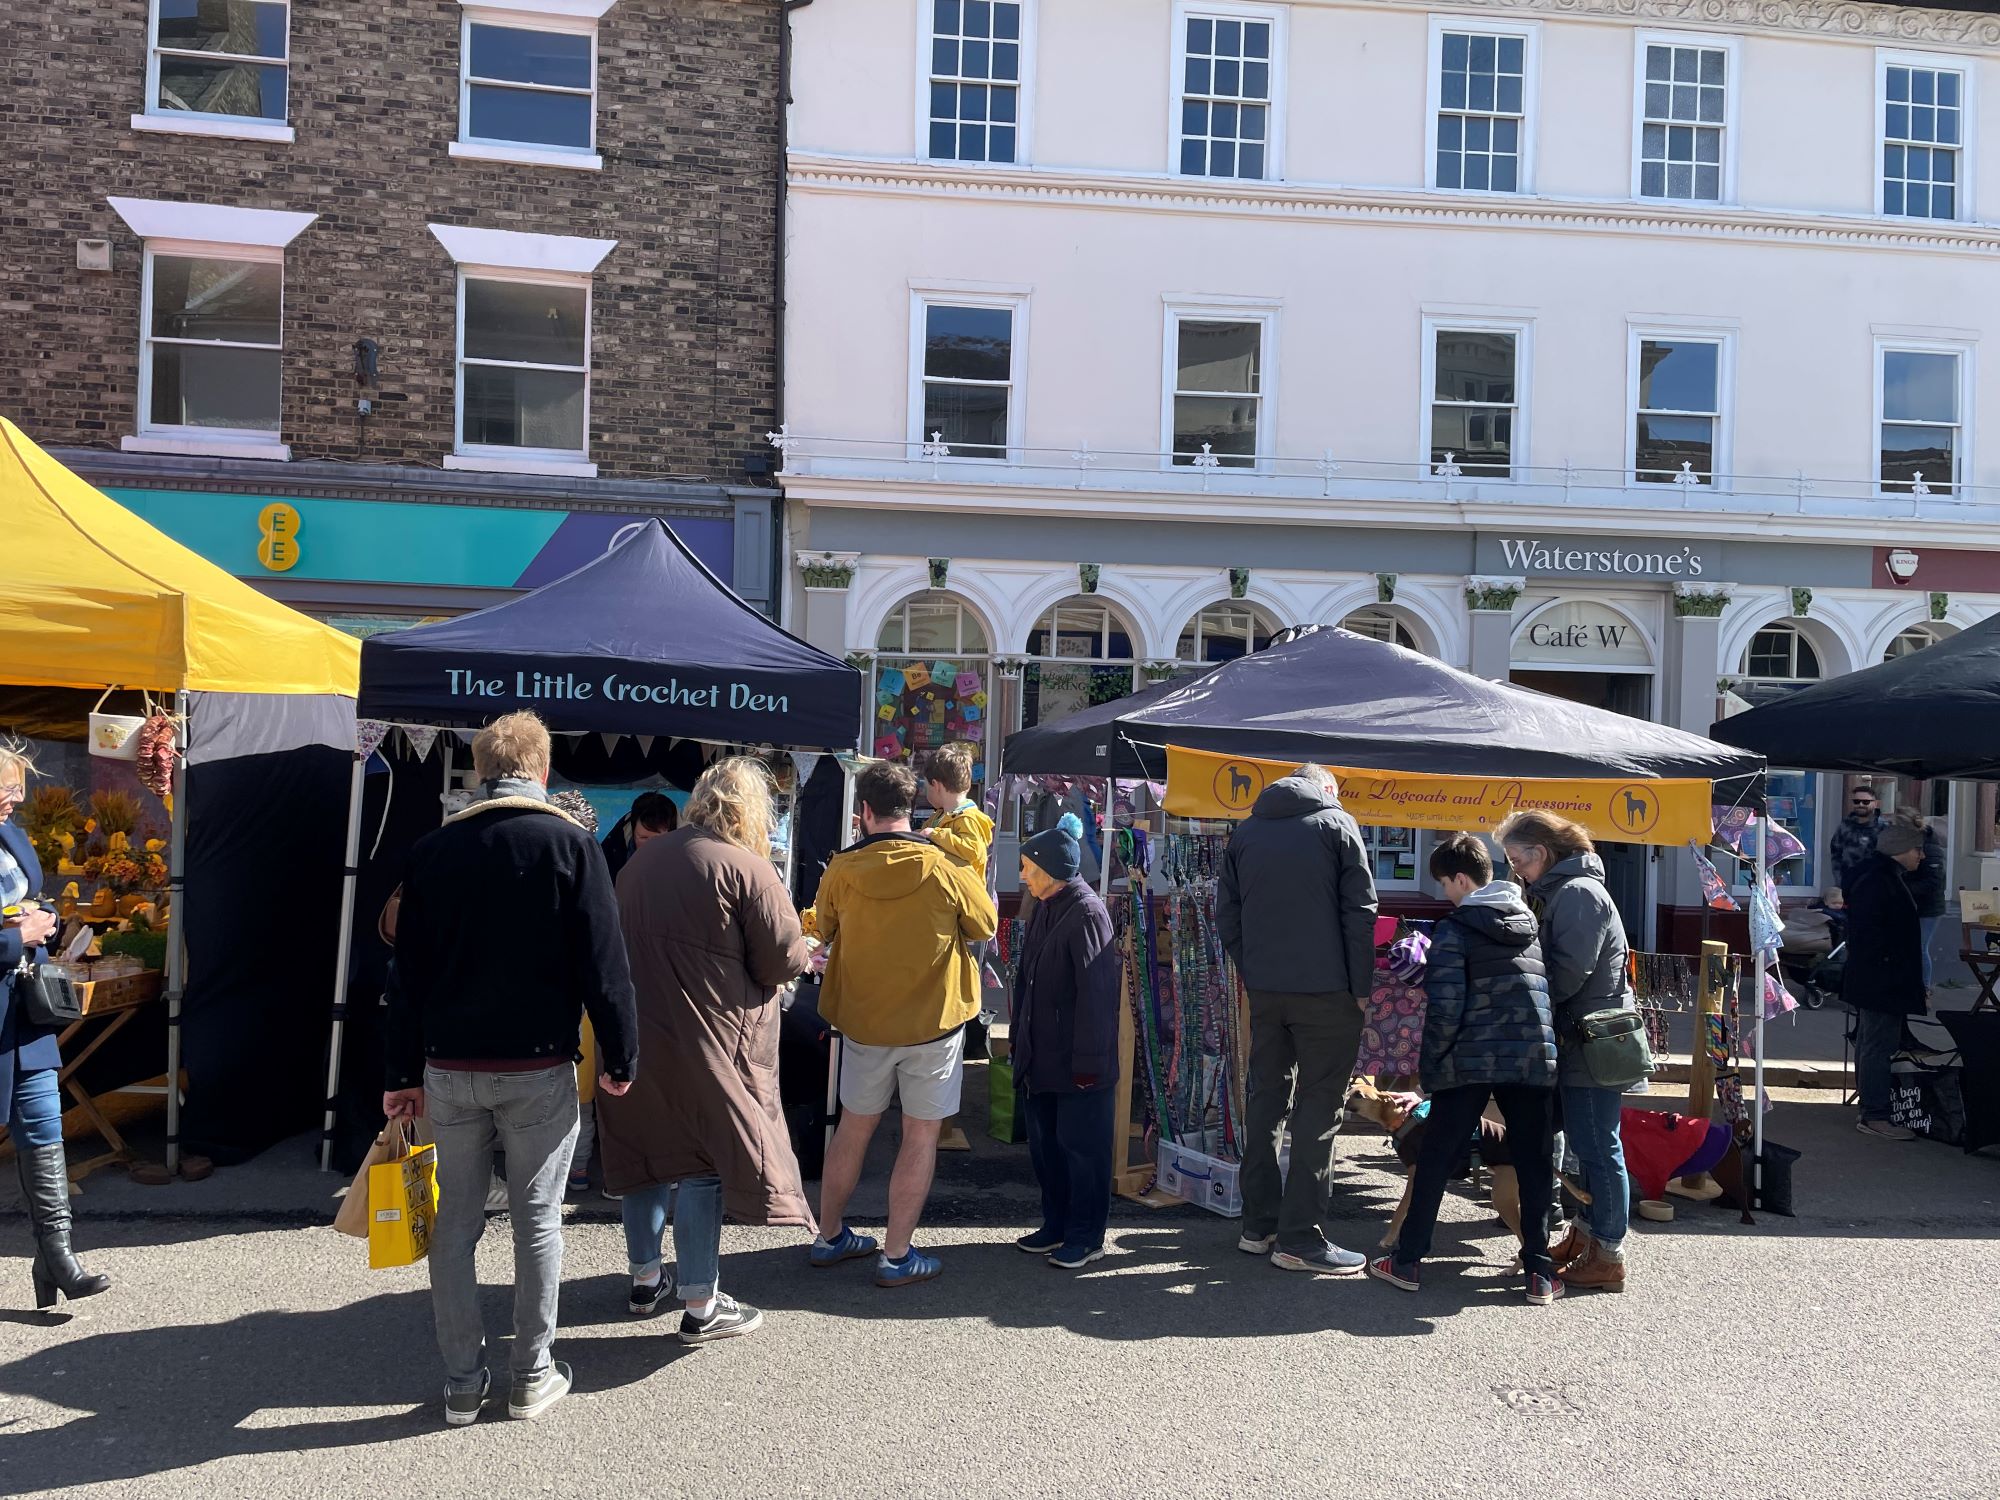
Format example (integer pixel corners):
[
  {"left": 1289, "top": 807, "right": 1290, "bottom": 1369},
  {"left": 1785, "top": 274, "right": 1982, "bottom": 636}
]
[{"left": 181, "top": 743, "right": 350, "bottom": 1164}]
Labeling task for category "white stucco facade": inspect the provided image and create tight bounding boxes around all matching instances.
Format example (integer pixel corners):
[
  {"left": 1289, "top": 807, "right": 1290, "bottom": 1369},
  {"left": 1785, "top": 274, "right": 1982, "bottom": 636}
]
[{"left": 779, "top": 0, "right": 2000, "bottom": 929}]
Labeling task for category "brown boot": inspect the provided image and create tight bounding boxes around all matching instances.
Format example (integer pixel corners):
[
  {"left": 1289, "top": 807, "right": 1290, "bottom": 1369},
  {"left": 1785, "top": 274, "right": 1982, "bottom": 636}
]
[
  {"left": 1562, "top": 1243, "right": 1627, "bottom": 1294},
  {"left": 1549, "top": 1224, "right": 1588, "bottom": 1270}
]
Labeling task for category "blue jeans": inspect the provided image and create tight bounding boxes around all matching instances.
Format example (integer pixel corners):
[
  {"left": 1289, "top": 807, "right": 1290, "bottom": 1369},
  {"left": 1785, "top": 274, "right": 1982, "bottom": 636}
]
[
  {"left": 1559, "top": 1085, "right": 1630, "bottom": 1250},
  {"left": 9, "top": 1065, "right": 62, "bottom": 1148},
  {"left": 424, "top": 1065, "right": 579, "bottom": 1393},
  {"left": 620, "top": 1175, "right": 723, "bottom": 1302},
  {"left": 1919, "top": 916, "right": 1941, "bottom": 989}
]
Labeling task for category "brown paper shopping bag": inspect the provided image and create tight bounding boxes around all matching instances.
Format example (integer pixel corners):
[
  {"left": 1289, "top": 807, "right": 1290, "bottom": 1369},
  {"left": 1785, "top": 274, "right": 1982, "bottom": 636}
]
[{"left": 367, "top": 1121, "right": 440, "bottom": 1269}]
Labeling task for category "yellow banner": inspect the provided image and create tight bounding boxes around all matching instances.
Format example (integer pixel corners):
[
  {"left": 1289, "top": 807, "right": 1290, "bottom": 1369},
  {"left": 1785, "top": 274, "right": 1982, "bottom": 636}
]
[{"left": 1164, "top": 746, "right": 1712, "bottom": 848}]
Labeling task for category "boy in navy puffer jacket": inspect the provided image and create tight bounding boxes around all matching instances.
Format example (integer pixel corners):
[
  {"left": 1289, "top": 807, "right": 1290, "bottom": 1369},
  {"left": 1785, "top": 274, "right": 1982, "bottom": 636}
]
[{"left": 1368, "top": 833, "right": 1562, "bottom": 1304}]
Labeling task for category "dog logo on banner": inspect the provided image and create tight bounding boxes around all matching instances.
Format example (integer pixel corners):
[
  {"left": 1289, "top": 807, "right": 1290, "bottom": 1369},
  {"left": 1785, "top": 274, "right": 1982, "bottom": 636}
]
[
  {"left": 1214, "top": 760, "right": 1264, "bottom": 813},
  {"left": 1609, "top": 785, "right": 1660, "bottom": 837}
]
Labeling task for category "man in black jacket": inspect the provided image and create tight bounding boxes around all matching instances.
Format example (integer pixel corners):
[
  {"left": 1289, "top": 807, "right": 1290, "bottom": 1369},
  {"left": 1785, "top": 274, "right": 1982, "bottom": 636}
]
[
  {"left": 385, "top": 711, "right": 638, "bottom": 1426},
  {"left": 1216, "top": 765, "right": 1379, "bottom": 1275}
]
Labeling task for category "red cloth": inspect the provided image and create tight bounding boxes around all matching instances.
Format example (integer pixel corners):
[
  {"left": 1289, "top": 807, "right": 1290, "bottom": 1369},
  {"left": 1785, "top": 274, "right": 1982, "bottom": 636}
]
[{"left": 1619, "top": 1108, "right": 1715, "bottom": 1202}]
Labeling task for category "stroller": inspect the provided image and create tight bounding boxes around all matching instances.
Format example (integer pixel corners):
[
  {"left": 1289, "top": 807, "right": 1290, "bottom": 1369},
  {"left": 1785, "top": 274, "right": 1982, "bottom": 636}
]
[{"left": 1778, "top": 903, "right": 1846, "bottom": 1010}]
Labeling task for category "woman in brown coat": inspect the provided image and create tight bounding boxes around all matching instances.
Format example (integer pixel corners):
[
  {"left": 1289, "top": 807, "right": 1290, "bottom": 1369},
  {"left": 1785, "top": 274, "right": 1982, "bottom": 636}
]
[{"left": 599, "top": 757, "right": 813, "bottom": 1345}]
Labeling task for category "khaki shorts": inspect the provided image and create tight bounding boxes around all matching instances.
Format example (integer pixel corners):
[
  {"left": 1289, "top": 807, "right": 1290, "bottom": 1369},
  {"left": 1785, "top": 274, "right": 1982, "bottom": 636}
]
[{"left": 838, "top": 1030, "right": 966, "bottom": 1121}]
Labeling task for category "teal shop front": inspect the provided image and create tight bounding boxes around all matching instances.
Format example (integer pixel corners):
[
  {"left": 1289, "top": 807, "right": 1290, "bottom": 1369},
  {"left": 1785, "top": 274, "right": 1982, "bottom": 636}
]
[{"left": 103, "top": 489, "right": 750, "bottom": 627}]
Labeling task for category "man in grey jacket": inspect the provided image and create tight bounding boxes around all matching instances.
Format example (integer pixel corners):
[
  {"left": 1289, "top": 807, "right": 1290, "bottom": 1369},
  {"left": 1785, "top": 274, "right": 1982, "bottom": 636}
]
[{"left": 1215, "top": 765, "right": 1380, "bottom": 1274}]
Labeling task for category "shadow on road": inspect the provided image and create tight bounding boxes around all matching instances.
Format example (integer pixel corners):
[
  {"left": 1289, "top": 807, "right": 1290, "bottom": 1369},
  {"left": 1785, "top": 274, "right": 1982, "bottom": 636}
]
[{"left": 0, "top": 1289, "right": 690, "bottom": 1497}]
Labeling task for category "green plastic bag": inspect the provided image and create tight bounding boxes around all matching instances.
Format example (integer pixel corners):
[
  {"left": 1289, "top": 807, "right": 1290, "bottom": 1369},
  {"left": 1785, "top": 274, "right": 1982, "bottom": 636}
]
[{"left": 988, "top": 1054, "right": 1027, "bottom": 1144}]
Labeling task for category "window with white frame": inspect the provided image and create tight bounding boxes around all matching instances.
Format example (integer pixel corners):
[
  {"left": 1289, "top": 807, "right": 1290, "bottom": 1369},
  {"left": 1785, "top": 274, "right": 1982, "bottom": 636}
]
[
  {"left": 1633, "top": 335, "right": 1723, "bottom": 484},
  {"left": 1432, "top": 24, "right": 1531, "bottom": 192},
  {"left": 915, "top": 300, "right": 1017, "bottom": 459},
  {"left": 1176, "top": 7, "right": 1278, "bottom": 180},
  {"left": 146, "top": 0, "right": 289, "bottom": 125},
  {"left": 141, "top": 247, "right": 284, "bottom": 441},
  {"left": 1169, "top": 315, "right": 1265, "bottom": 467},
  {"left": 1023, "top": 598, "right": 1138, "bottom": 731},
  {"left": 458, "top": 273, "right": 591, "bottom": 459},
  {"left": 1885, "top": 622, "right": 1947, "bottom": 660},
  {"left": 1743, "top": 624, "right": 1821, "bottom": 682},
  {"left": 1342, "top": 608, "right": 1418, "bottom": 650},
  {"left": 1175, "top": 602, "right": 1275, "bottom": 666},
  {"left": 1429, "top": 326, "right": 1520, "bottom": 478},
  {"left": 460, "top": 12, "right": 597, "bottom": 155},
  {"left": 927, "top": 0, "right": 1023, "bottom": 164},
  {"left": 1879, "top": 346, "right": 1963, "bottom": 494},
  {"left": 1880, "top": 58, "right": 1966, "bottom": 220},
  {"left": 1638, "top": 37, "right": 1729, "bottom": 202}
]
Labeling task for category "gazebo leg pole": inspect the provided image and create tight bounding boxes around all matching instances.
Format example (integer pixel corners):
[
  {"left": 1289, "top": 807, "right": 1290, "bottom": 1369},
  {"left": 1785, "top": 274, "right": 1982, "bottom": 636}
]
[
  {"left": 1752, "top": 816, "right": 1768, "bottom": 1202},
  {"left": 319, "top": 754, "right": 367, "bottom": 1171},
  {"left": 163, "top": 691, "right": 190, "bottom": 1178}
]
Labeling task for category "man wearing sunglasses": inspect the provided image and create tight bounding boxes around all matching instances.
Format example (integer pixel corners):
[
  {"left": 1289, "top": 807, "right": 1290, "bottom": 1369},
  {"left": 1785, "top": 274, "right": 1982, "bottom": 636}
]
[{"left": 1830, "top": 787, "right": 1886, "bottom": 898}]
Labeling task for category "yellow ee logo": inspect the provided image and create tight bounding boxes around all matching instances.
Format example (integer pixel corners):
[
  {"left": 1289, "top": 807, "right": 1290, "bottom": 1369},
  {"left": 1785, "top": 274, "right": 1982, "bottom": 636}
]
[{"left": 257, "top": 502, "right": 302, "bottom": 572}]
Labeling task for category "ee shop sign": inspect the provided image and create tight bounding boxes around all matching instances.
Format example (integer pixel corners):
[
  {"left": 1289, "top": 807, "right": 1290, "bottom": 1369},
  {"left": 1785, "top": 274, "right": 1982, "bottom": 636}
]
[{"left": 445, "top": 667, "right": 790, "bottom": 714}]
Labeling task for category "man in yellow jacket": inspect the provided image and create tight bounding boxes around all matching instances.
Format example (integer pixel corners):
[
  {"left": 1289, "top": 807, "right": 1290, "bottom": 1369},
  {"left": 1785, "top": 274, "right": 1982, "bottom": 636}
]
[{"left": 808, "top": 761, "right": 997, "bottom": 1287}]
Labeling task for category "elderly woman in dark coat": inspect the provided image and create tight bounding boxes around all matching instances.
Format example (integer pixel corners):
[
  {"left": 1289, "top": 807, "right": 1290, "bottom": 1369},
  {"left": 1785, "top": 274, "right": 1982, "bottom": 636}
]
[
  {"left": 1010, "top": 824, "right": 1121, "bottom": 1270},
  {"left": 599, "top": 757, "right": 813, "bottom": 1344}
]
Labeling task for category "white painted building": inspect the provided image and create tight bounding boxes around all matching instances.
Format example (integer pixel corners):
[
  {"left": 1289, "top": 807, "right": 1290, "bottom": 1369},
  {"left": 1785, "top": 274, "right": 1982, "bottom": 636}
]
[{"left": 778, "top": 0, "right": 2000, "bottom": 934}]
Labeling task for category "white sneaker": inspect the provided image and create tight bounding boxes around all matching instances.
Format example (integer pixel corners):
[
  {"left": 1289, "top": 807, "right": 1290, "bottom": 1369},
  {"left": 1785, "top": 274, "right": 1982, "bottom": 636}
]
[{"left": 1237, "top": 1232, "right": 1276, "bottom": 1255}]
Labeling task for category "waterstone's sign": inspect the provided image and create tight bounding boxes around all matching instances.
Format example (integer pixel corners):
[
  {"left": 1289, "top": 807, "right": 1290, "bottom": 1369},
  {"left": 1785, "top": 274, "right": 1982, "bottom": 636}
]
[
  {"left": 1476, "top": 535, "right": 1719, "bottom": 580},
  {"left": 445, "top": 667, "right": 790, "bottom": 715}
]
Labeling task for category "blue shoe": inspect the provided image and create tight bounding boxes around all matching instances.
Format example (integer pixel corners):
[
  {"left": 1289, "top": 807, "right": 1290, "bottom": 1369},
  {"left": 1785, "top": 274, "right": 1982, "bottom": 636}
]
[
  {"left": 809, "top": 1225, "right": 879, "bottom": 1267},
  {"left": 1015, "top": 1227, "right": 1064, "bottom": 1254},
  {"left": 874, "top": 1246, "right": 942, "bottom": 1287}
]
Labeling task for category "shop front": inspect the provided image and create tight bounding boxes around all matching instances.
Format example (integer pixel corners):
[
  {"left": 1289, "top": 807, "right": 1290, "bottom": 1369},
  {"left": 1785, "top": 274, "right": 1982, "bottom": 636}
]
[
  {"left": 788, "top": 503, "right": 2000, "bottom": 941},
  {"left": 52, "top": 451, "right": 775, "bottom": 634}
]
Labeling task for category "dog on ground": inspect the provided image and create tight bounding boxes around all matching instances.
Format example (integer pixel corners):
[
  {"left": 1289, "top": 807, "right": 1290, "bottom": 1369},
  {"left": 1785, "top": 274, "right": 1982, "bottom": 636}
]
[{"left": 1347, "top": 1079, "right": 1523, "bottom": 1250}]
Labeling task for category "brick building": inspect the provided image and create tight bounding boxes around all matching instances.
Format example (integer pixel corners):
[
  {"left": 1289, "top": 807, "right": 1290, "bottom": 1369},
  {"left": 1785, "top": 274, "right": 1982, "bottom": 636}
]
[{"left": 3, "top": 0, "right": 784, "bottom": 619}]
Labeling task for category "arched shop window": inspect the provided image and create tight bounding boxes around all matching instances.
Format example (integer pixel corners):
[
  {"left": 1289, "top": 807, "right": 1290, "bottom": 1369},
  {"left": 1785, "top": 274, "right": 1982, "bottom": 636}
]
[
  {"left": 1884, "top": 622, "right": 1947, "bottom": 661},
  {"left": 1176, "top": 602, "right": 1276, "bottom": 668},
  {"left": 871, "top": 593, "right": 992, "bottom": 783},
  {"left": 1739, "top": 622, "right": 1824, "bottom": 891},
  {"left": 1022, "top": 597, "right": 1138, "bottom": 730},
  {"left": 1341, "top": 607, "right": 1419, "bottom": 651},
  {"left": 1342, "top": 608, "right": 1422, "bottom": 886},
  {"left": 1742, "top": 624, "right": 1820, "bottom": 682}
]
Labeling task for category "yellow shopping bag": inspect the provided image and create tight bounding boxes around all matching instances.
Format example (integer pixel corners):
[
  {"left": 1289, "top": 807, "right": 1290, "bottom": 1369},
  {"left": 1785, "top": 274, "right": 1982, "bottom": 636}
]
[{"left": 367, "top": 1118, "right": 439, "bottom": 1269}]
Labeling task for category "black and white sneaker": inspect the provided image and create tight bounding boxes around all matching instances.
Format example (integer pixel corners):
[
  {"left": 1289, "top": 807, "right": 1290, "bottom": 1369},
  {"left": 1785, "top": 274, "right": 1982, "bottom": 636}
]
[
  {"left": 678, "top": 1293, "right": 764, "bottom": 1346},
  {"left": 628, "top": 1270, "right": 675, "bottom": 1316}
]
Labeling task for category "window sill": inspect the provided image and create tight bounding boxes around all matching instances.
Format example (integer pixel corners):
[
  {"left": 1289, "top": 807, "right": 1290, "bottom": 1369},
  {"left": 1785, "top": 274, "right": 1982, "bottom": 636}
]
[
  {"left": 449, "top": 141, "right": 603, "bottom": 172},
  {"left": 122, "top": 434, "right": 291, "bottom": 462},
  {"left": 444, "top": 453, "right": 598, "bottom": 479},
  {"left": 130, "top": 113, "right": 295, "bottom": 145}
]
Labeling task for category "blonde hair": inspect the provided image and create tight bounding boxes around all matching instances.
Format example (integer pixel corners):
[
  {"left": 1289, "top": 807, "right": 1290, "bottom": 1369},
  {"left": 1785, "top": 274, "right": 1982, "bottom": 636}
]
[
  {"left": 1494, "top": 809, "right": 1595, "bottom": 863},
  {"left": 0, "top": 738, "right": 37, "bottom": 791},
  {"left": 927, "top": 741, "right": 976, "bottom": 796},
  {"left": 684, "top": 756, "right": 776, "bottom": 858},
  {"left": 471, "top": 711, "right": 551, "bottom": 783}
]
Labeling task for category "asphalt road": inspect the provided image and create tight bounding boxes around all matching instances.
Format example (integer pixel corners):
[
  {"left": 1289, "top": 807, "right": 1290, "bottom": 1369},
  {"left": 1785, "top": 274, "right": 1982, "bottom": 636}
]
[{"left": 2, "top": 1084, "right": 1996, "bottom": 1500}]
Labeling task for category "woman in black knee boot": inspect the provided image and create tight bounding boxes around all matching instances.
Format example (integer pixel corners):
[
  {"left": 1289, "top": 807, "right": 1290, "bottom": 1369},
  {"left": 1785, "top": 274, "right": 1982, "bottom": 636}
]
[{"left": 2, "top": 747, "right": 111, "bottom": 1310}]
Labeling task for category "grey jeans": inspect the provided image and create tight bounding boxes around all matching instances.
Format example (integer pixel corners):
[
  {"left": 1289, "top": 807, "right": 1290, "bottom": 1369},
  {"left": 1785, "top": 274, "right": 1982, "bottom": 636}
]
[
  {"left": 425, "top": 1064, "right": 579, "bottom": 1393},
  {"left": 1240, "top": 989, "right": 1364, "bottom": 1250},
  {"left": 1854, "top": 1008, "right": 1905, "bottom": 1122}
]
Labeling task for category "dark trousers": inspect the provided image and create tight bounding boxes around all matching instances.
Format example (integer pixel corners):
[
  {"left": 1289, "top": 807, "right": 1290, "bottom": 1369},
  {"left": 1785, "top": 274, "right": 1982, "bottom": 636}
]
[
  {"left": 1393, "top": 1084, "right": 1555, "bottom": 1276},
  {"left": 1025, "top": 1086, "right": 1116, "bottom": 1251},
  {"left": 1241, "top": 989, "right": 1365, "bottom": 1250}
]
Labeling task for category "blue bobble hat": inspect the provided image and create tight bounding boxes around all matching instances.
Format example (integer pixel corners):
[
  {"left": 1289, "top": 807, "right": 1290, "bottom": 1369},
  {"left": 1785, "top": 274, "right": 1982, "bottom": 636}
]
[{"left": 1021, "top": 825, "right": 1082, "bottom": 882}]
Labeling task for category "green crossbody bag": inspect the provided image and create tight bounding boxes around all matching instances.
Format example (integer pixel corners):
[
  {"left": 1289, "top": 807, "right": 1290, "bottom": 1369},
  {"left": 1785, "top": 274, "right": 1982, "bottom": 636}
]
[{"left": 1575, "top": 1008, "right": 1654, "bottom": 1089}]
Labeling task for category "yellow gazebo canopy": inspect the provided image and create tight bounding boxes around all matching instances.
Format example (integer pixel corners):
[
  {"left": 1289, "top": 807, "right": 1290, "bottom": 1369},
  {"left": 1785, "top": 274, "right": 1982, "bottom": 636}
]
[{"left": 0, "top": 417, "right": 359, "bottom": 696}]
